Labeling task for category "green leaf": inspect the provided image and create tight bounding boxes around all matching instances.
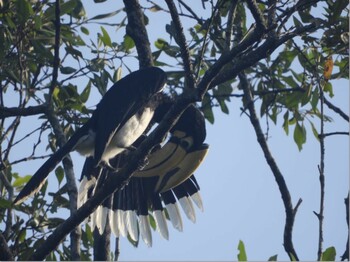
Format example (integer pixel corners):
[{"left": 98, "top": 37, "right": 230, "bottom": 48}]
[
  {"left": 60, "top": 66, "right": 76, "bottom": 75},
  {"left": 293, "top": 122, "right": 306, "bottom": 151},
  {"left": 81, "top": 26, "right": 89, "bottom": 35},
  {"left": 268, "top": 254, "right": 278, "bottom": 261},
  {"left": 237, "top": 240, "right": 247, "bottom": 261},
  {"left": 18, "top": 229, "right": 26, "bottom": 242},
  {"left": 283, "top": 111, "right": 289, "bottom": 135},
  {"left": 323, "top": 82, "right": 334, "bottom": 97},
  {"left": 149, "top": 213, "right": 156, "bottom": 230},
  {"left": 80, "top": 81, "right": 91, "bottom": 103},
  {"left": 202, "top": 95, "right": 214, "bottom": 124},
  {"left": 12, "top": 175, "right": 32, "bottom": 187},
  {"left": 55, "top": 166, "right": 64, "bottom": 186},
  {"left": 155, "top": 38, "right": 168, "bottom": 49},
  {"left": 310, "top": 121, "right": 320, "bottom": 141},
  {"left": 89, "top": 10, "right": 121, "bottom": 21},
  {"left": 0, "top": 198, "right": 12, "bottom": 208},
  {"left": 123, "top": 35, "right": 135, "bottom": 51},
  {"left": 100, "top": 26, "right": 112, "bottom": 47},
  {"left": 113, "top": 67, "right": 122, "bottom": 82},
  {"left": 44, "top": 0, "right": 77, "bottom": 21},
  {"left": 292, "top": 16, "right": 303, "bottom": 28},
  {"left": 321, "top": 246, "right": 336, "bottom": 261}
]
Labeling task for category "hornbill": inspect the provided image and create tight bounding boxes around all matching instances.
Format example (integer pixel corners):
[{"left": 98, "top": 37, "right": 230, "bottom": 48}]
[
  {"left": 14, "top": 67, "right": 167, "bottom": 205},
  {"left": 78, "top": 102, "right": 209, "bottom": 246}
]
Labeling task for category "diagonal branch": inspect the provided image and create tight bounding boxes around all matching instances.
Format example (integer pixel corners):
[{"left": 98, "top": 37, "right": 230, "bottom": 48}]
[
  {"left": 324, "top": 96, "right": 349, "bottom": 122},
  {"left": 239, "top": 72, "right": 301, "bottom": 260},
  {"left": 245, "top": 0, "right": 267, "bottom": 30}
]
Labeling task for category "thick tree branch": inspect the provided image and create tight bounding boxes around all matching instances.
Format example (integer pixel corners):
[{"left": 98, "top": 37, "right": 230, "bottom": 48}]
[
  {"left": 123, "top": 0, "right": 153, "bottom": 69},
  {"left": 0, "top": 232, "right": 13, "bottom": 261},
  {"left": 0, "top": 105, "right": 47, "bottom": 118},
  {"left": 165, "top": 0, "right": 195, "bottom": 89},
  {"left": 239, "top": 73, "right": 300, "bottom": 260},
  {"left": 246, "top": 0, "right": 267, "bottom": 30}
]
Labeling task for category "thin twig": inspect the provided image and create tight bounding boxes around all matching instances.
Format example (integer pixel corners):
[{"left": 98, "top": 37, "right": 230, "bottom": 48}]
[
  {"left": 319, "top": 131, "right": 349, "bottom": 138},
  {"left": 324, "top": 96, "right": 349, "bottom": 122},
  {"left": 315, "top": 63, "right": 325, "bottom": 262}
]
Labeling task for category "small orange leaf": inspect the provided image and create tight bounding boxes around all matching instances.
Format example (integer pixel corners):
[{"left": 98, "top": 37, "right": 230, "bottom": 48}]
[{"left": 323, "top": 56, "right": 333, "bottom": 81}]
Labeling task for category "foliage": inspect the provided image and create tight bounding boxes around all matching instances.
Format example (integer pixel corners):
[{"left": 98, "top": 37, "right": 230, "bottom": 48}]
[{"left": 0, "top": 0, "right": 348, "bottom": 260}]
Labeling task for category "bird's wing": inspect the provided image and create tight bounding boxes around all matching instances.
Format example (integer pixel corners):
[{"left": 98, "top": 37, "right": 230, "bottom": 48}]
[{"left": 92, "top": 67, "right": 166, "bottom": 166}]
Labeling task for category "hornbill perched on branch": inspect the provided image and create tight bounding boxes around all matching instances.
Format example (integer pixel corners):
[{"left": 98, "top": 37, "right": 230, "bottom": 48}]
[
  {"left": 14, "top": 67, "right": 167, "bottom": 205},
  {"left": 78, "top": 101, "right": 209, "bottom": 246}
]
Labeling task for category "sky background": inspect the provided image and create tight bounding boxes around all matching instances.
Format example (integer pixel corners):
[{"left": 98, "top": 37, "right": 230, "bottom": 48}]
[{"left": 4, "top": 1, "right": 349, "bottom": 261}]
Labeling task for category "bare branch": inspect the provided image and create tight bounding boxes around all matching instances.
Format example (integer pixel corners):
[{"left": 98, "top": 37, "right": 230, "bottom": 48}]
[
  {"left": 341, "top": 194, "right": 349, "bottom": 261},
  {"left": 0, "top": 232, "right": 13, "bottom": 261},
  {"left": 246, "top": 0, "right": 267, "bottom": 30},
  {"left": 48, "top": 0, "right": 61, "bottom": 102},
  {"left": 0, "top": 105, "right": 47, "bottom": 119},
  {"left": 324, "top": 96, "right": 349, "bottom": 122},
  {"left": 239, "top": 73, "right": 300, "bottom": 260},
  {"left": 164, "top": 0, "right": 195, "bottom": 89},
  {"left": 123, "top": 0, "right": 153, "bottom": 68},
  {"left": 316, "top": 61, "right": 326, "bottom": 262},
  {"left": 319, "top": 131, "right": 349, "bottom": 138}
]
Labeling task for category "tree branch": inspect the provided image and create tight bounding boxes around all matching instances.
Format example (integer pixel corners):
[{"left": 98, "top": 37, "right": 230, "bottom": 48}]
[
  {"left": 123, "top": 0, "right": 153, "bottom": 69},
  {"left": 239, "top": 73, "right": 300, "bottom": 260},
  {"left": 0, "top": 105, "right": 47, "bottom": 118},
  {"left": 0, "top": 232, "right": 13, "bottom": 261},
  {"left": 164, "top": 0, "right": 195, "bottom": 89},
  {"left": 245, "top": 0, "right": 267, "bottom": 30},
  {"left": 341, "top": 194, "right": 349, "bottom": 261},
  {"left": 44, "top": 1, "right": 81, "bottom": 258},
  {"left": 324, "top": 96, "right": 349, "bottom": 122},
  {"left": 315, "top": 73, "right": 326, "bottom": 261}
]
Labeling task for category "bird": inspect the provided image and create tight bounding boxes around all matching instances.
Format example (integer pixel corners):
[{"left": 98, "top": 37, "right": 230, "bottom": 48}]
[
  {"left": 78, "top": 102, "right": 209, "bottom": 247},
  {"left": 14, "top": 67, "right": 167, "bottom": 205}
]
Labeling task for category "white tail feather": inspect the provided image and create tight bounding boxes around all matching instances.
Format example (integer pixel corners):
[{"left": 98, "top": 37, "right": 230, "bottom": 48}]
[
  {"left": 153, "top": 210, "right": 169, "bottom": 240},
  {"left": 139, "top": 215, "right": 152, "bottom": 247},
  {"left": 165, "top": 203, "right": 183, "bottom": 232},
  {"left": 190, "top": 191, "right": 204, "bottom": 211},
  {"left": 178, "top": 197, "right": 196, "bottom": 223},
  {"left": 126, "top": 210, "right": 139, "bottom": 242}
]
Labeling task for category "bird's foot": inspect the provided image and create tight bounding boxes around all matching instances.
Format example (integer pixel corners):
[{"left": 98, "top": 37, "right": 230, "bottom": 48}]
[{"left": 137, "top": 156, "right": 149, "bottom": 171}]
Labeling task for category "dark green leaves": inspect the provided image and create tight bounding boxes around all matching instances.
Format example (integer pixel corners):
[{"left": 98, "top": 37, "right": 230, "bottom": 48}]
[{"left": 16, "top": 0, "right": 33, "bottom": 25}]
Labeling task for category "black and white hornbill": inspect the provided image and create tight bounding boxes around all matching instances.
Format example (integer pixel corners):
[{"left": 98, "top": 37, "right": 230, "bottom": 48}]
[
  {"left": 78, "top": 102, "right": 209, "bottom": 246},
  {"left": 14, "top": 67, "right": 167, "bottom": 205}
]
